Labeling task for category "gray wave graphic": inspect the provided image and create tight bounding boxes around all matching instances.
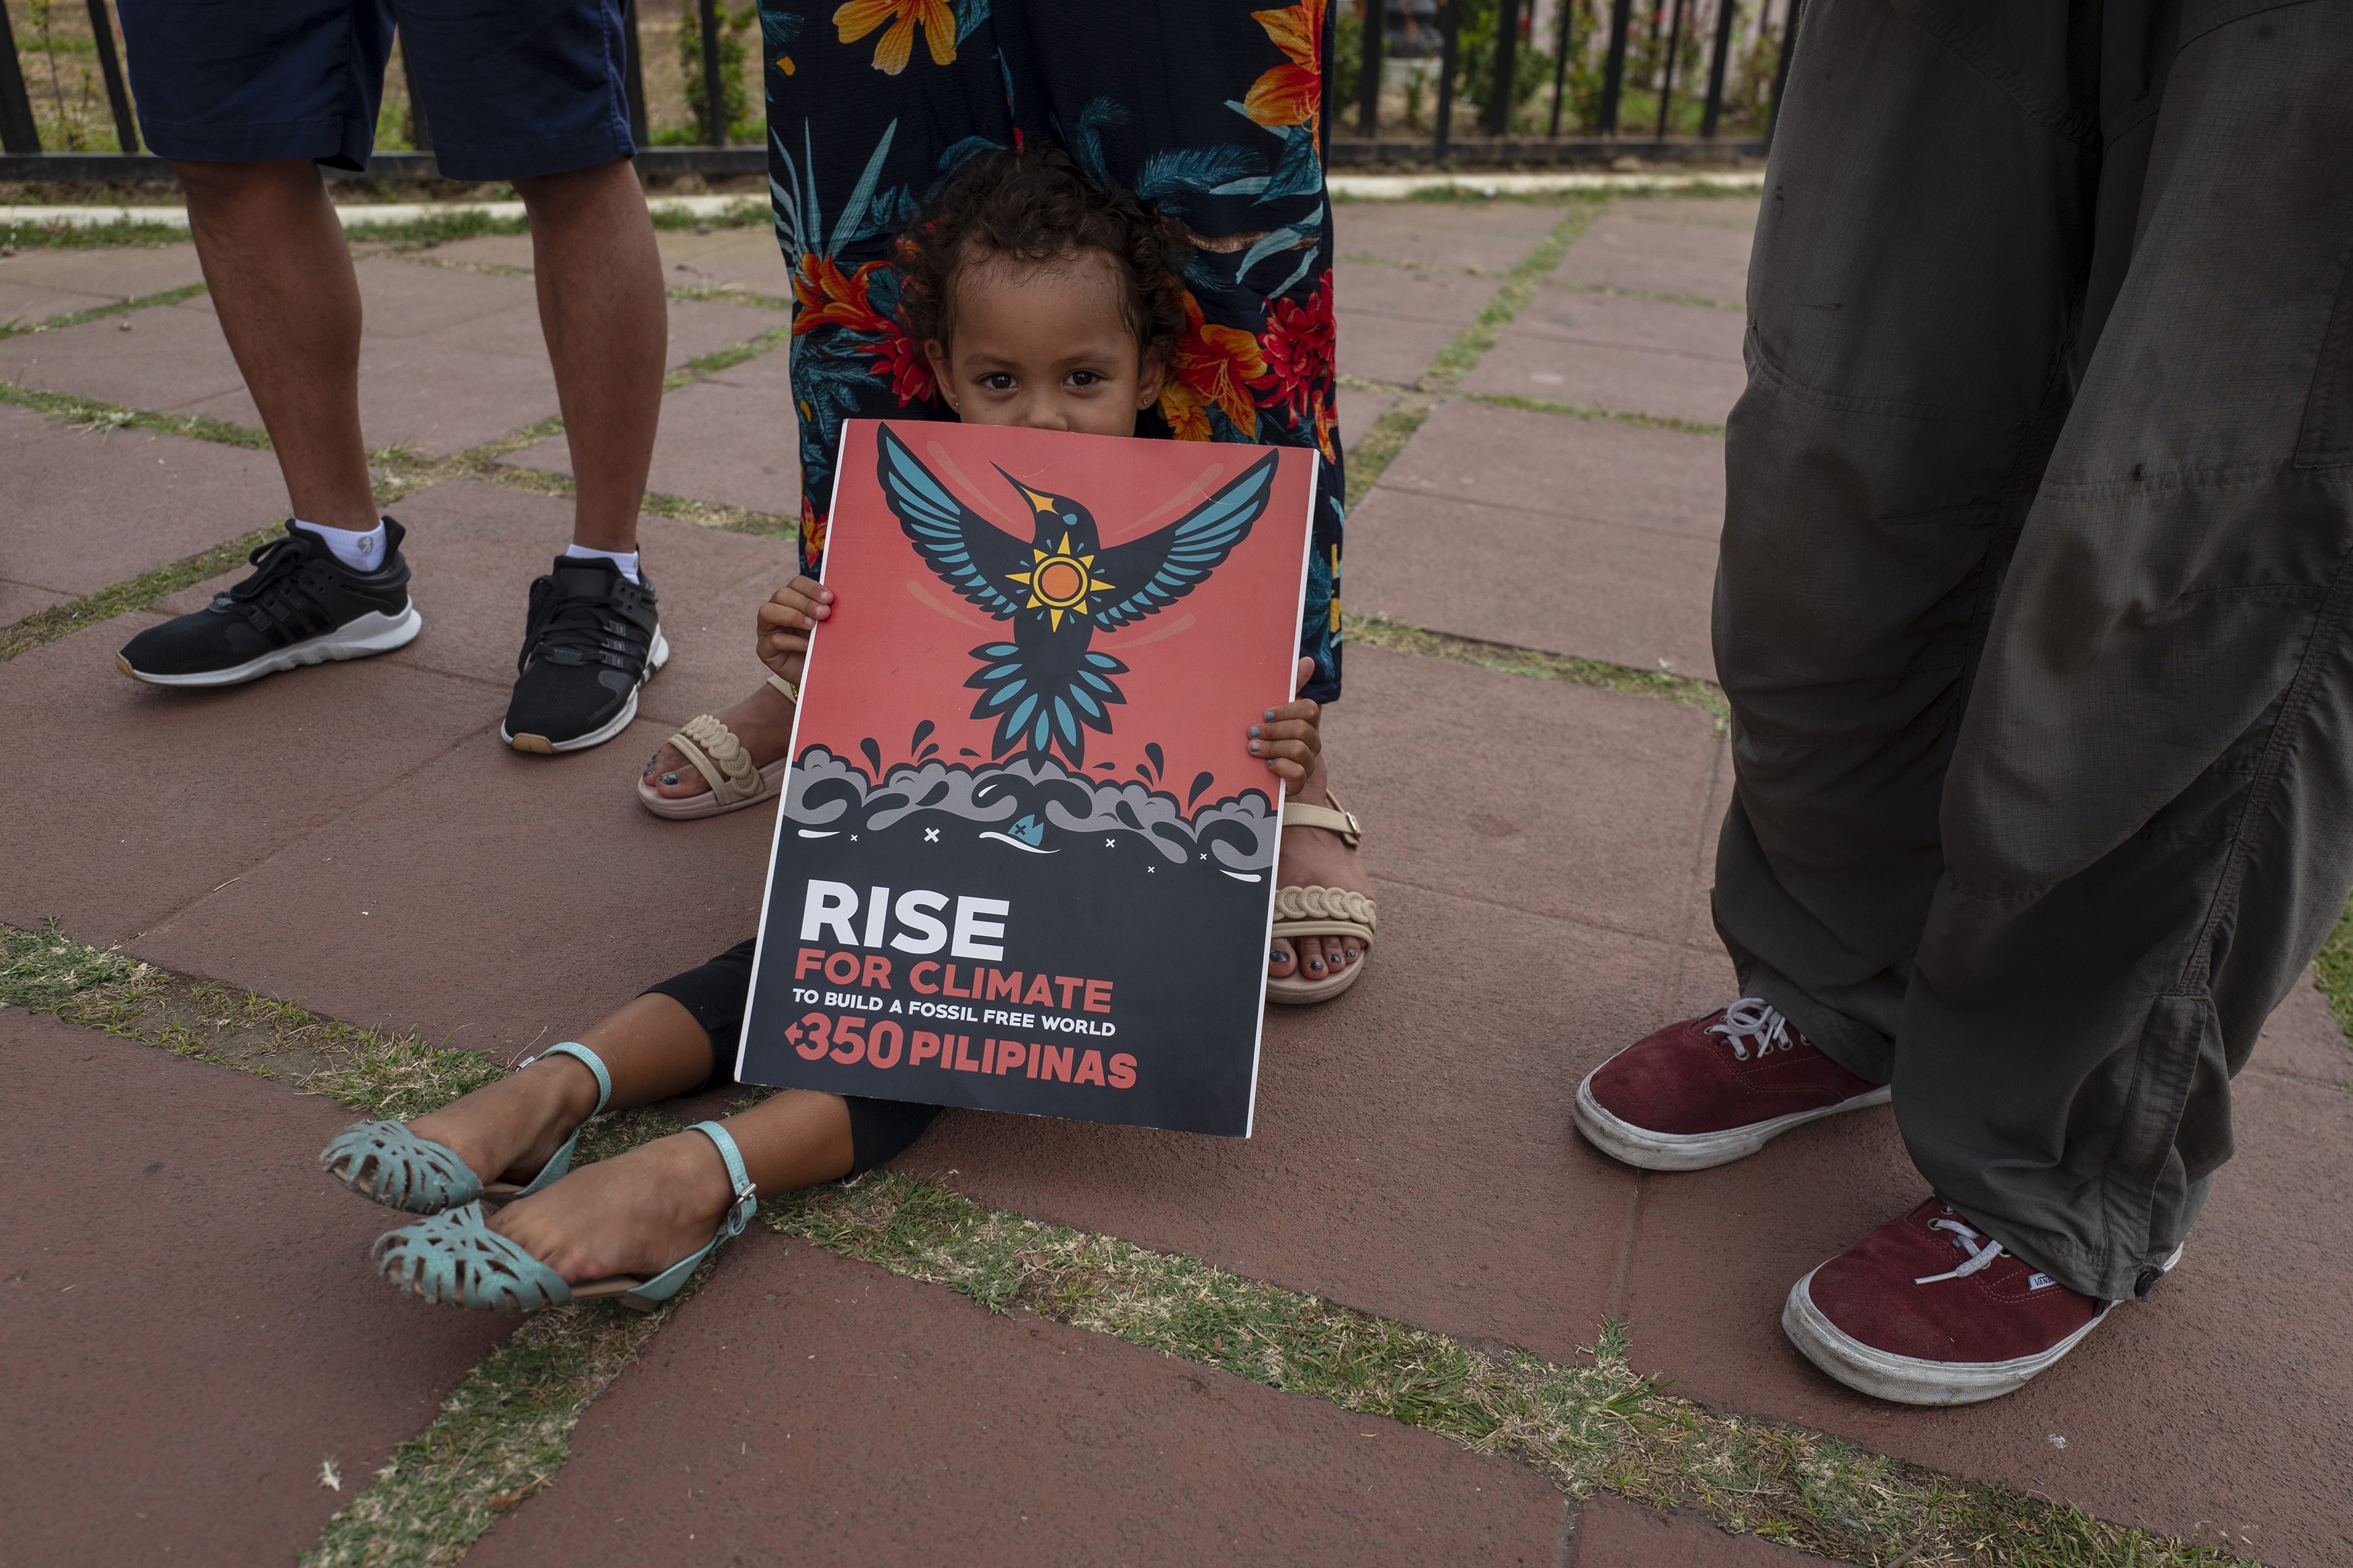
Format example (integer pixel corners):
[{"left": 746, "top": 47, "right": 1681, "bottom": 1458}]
[{"left": 785, "top": 748, "right": 1279, "bottom": 870}]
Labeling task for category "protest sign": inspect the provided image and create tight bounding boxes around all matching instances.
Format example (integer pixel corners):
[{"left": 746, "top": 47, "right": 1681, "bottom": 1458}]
[{"left": 736, "top": 419, "right": 1319, "bottom": 1137}]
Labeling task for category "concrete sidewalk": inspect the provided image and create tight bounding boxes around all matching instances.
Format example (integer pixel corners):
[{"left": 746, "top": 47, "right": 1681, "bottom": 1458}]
[{"left": 2, "top": 196, "right": 2347, "bottom": 1567}]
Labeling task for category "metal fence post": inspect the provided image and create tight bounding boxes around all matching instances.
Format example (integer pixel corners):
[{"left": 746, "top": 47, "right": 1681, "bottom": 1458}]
[
  {"left": 1433, "top": 0, "right": 1460, "bottom": 164},
  {"left": 1597, "top": 0, "right": 1632, "bottom": 135},
  {"left": 1765, "top": 0, "right": 1803, "bottom": 151},
  {"left": 1652, "top": 0, "right": 1685, "bottom": 138},
  {"left": 1699, "top": 0, "right": 1734, "bottom": 138},
  {"left": 623, "top": 0, "right": 650, "bottom": 147},
  {"left": 1357, "top": 0, "right": 1385, "bottom": 136},
  {"left": 83, "top": 0, "right": 137, "bottom": 153},
  {"left": 397, "top": 31, "right": 433, "bottom": 151},
  {"left": 1547, "top": 0, "right": 1574, "bottom": 136},
  {"left": 699, "top": 0, "right": 727, "bottom": 145},
  {"left": 1484, "top": 0, "right": 1519, "bottom": 137},
  {"left": 0, "top": 6, "right": 42, "bottom": 153}
]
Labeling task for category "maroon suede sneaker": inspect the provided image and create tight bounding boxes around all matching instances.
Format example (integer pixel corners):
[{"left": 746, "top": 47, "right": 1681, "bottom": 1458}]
[
  {"left": 1782, "top": 1198, "right": 2184, "bottom": 1405},
  {"left": 1572, "top": 999, "right": 1890, "bottom": 1170}
]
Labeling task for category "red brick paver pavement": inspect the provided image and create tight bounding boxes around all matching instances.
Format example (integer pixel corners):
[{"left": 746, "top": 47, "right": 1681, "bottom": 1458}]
[{"left": 3, "top": 191, "right": 2347, "bottom": 1565}]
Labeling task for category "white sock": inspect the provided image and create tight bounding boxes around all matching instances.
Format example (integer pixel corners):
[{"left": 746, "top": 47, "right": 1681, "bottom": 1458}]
[
  {"left": 563, "top": 543, "right": 641, "bottom": 584},
  {"left": 292, "top": 518, "right": 390, "bottom": 573}
]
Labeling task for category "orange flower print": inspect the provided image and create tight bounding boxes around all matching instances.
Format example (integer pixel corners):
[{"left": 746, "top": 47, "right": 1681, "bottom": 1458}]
[
  {"left": 1157, "top": 380, "right": 1213, "bottom": 443},
  {"left": 790, "top": 255, "right": 936, "bottom": 407},
  {"left": 801, "top": 495, "right": 830, "bottom": 568},
  {"left": 1159, "top": 289, "right": 1267, "bottom": 441},
  {"left": 833, "top": 0, "right": 957, "bottom": 76},
  {"left": 791, "top": 254, "right": 893, "bottom": 335},
  {"left": 1242, "top": 0, "right": 1326, "bottom": 134}
]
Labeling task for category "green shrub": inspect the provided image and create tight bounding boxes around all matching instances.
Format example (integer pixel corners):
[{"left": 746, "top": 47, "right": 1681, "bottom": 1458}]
[{"left": 678, "top": 1, "right": 760, "bottom": 144}]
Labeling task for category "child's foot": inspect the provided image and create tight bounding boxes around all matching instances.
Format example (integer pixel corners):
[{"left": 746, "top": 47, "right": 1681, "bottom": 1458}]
[
  {"left": 405, "top": 1053, "right": 602, "bottom": 1190},
  {"left": 482, "top": 1130, "right": 737, "bottom": 1285},
  {"left": 641, "top": 678, "right": 798, "bottom": 801},
  {"left": 1270, "top": 757, "right": 1373, "bottom": 989}
]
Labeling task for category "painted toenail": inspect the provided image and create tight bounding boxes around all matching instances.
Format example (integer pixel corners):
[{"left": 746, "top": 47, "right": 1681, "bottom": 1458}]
[
  {"left": 1308, "top": 958, "right": 1324, "bottom": 972},
  {"left": 660, "top": 772, "right": 679, "bottom": 786}
]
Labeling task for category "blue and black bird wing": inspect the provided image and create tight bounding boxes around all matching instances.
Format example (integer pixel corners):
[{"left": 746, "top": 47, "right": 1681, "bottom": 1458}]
[
  {"left": 874, "top": 423, "right": 1030, "bottom": 620},
  {"left": 1088, "top": 450, "right": 1281, "bottom": 630}
]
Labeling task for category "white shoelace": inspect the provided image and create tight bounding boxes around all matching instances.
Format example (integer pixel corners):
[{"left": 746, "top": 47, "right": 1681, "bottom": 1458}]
[
  {"left": 1913, "top": 1212, "right": 2006, "bottom": 1285},
  {"left": 1706, "top": 997, "right": 1795, "bottom": 1061}
]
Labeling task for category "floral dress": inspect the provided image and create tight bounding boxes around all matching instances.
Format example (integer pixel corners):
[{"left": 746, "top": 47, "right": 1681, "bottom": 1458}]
[{"left": 759, "top": 0, "right": 1346, "bottom": 702}]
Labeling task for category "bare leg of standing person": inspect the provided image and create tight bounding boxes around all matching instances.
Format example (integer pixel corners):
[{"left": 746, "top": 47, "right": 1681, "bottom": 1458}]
[
  {"left": 500, "top": 156, "right": 676, "bottom": 755},
  {"left": 514, "top": 157, "right": 666, "bottom": 557},
  {"left": 116, "top": 159, "right": 423, "bottom": 687}
]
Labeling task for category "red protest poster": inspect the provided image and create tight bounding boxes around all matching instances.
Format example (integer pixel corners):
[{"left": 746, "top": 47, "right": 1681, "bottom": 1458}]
[{"left": 735, "top": 419, "right": 1318, "bottom": 1137}]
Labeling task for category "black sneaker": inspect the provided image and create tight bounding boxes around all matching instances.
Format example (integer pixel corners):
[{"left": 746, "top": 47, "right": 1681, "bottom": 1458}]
[
  {"left": 502, "top": 554, "right": 668, "bottom": 753},
  {"left": 116, "top": 518, "right": 421, "bottom": 687}
]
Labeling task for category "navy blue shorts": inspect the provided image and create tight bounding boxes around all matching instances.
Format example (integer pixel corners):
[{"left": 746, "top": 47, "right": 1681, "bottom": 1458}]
[{"left": 116, "top": 0, "right": 635, "bottom": 180}]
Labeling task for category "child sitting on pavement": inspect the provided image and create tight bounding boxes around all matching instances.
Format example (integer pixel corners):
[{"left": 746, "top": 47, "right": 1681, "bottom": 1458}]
[{"left": 323, "top": 147, "right": 1350, "bottom": 1311}]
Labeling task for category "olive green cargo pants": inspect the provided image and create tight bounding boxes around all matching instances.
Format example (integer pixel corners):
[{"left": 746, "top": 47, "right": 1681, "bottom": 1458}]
[{"left": 1713, "top": 0, "right": 2353, "bottom": 1300}]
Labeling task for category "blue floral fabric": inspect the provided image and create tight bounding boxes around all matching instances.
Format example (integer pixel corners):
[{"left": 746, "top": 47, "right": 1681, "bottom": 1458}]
[{"left": 760, "top": 0, "right": 1345, "bottom": 702}]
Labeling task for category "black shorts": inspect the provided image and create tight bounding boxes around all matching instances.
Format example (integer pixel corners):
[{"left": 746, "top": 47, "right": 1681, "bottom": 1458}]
[
  {"left": 643, "top": 939, "right": 940, "bottom": 1175},
  {"left": 117, "top": 0, "right": 636, "bottom": 180}
]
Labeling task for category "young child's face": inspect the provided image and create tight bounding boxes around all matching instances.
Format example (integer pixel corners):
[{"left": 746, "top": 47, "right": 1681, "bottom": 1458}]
[{"left": 924, "top": 246, "right": 1168, "bottom": 438}]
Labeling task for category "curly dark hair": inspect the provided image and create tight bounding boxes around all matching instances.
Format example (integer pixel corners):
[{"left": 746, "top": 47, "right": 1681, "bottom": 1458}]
[{"left": 893, "top": 145, "right": 1193, "bottom": 369}]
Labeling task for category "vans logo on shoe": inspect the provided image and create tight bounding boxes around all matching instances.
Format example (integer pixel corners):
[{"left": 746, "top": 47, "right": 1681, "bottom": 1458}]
[{"left": 2027, "top": 1272, "right": 2055, "bottom": 1290}]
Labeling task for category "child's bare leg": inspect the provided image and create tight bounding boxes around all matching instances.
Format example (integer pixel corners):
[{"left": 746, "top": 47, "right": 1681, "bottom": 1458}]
[
  {"left": 405, "top": 994, "right": 712, "bottom": 1187},
  {"left": 484, "top": 1089, "right": 854, "bottom": 1283}
]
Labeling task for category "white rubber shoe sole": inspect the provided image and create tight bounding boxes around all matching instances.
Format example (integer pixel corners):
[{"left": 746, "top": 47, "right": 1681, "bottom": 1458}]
[
  {"left": 116, "top": 602, "right": 423, "bottom": 688},
  {"left": 504, "top": 626, "right": 668, "bottom": 755},
  {"left": 1781, "top": 1243, "right": 2183, "bottom": 1405},
  {"left": 1782, "top": 1268, "right": 2108, "bottom": 1405},
  {"left": 1572, "top": 1069, "right": 1890, "bottom": 1171}
]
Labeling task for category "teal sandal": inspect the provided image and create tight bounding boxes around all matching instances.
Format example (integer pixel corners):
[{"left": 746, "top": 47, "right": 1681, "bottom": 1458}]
[
  {"left": 319, "top": 1040, "right": 613, "bottom": 1214},
  {"left": 370, "top": 1120, "right": 758, "bottom": 1313}
]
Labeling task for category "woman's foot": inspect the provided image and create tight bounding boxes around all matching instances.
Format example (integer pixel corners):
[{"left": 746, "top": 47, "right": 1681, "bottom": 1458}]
[
  {"left": 641, "top": 679, "right": 798, "bottom": 802},
  {"left": 483, "top": 1130, "right": 736, "bottom": 1285},
  {"left": 1269, "top": 757, "right": 1372, "bottom": 988},
  {"left": 405, "top": 1053, "right": 603, "bottom": 1190}
]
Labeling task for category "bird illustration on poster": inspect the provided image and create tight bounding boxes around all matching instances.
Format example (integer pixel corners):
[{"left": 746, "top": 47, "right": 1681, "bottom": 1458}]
[{"left": 876, "top": 422, "right": 1279, "bottom": 770}]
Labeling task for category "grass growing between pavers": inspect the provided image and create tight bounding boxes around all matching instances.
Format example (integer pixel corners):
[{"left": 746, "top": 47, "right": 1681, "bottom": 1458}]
[
  {"left": 0, "top": 361, "right": 798, "bottom": 660},
  {"left": 1332, "top": 202, "right": 1621, "bottom": 509},
  {"left": 0, "top": 281, "right": 210, "bottom": 338},
  {"left": 1327, "top": 179, "right": 1765, "bottom": 207},
  {"left": 0, "top": 214, "right": 187, "bottom": 250},
  {"left": 1420, "top": 200, "right": 1604, "bottom": 393},
  {"left": 0, "top": 198, "right": 770, "bottom": 253},
  {"left": 1343, "top": 395, "right": 1437, "bottom": 510},
  {"left": 302, "top": 1301, "right": 671, "bottom": 1568},
  {"left": 0, "top": 920, "right": 2272, "bottom": 1567},
  {"left": 1460, "top": 388, "right": 1726, "bottom": 438},
  {"left": 771, "top": 1171, "right": 2253, "bottom": 1568},
  {"left": 1348, "top": 610, "right": 1728, "bottom": 727},
  {"left": 0, "top": 399, "right": 284, "bottom": 663},
  {"left": 1544, "top": 276, "right": 1747, "bottom": 313},
  {"left": 2309, "top": 902, "right": 2353, "bottom": 1090}
]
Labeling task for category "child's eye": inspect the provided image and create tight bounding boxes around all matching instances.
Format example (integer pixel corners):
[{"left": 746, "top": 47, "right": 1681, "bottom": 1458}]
[
  {"left": 979, "top": 373, "right": 1016, "bottom": 391},
  {"left": 1066, "top": 370, "right": 1105, "bottom": 388}
]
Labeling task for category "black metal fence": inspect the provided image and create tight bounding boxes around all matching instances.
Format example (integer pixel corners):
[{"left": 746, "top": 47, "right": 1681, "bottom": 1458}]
[
  {"left": 1353, "top": 0, "right": 1802, "bottom": 163},
  {"left": 0, "top": 0, "right": 1800, "bottom": 182}
]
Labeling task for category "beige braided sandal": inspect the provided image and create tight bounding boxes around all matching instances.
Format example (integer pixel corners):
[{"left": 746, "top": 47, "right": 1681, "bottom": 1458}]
[
  {"left": 1268, "top": 795, "right": 1376, "bottom": 1005},
  {"left": 635, "top": 673, "right": 797, "bottom": 821}
]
